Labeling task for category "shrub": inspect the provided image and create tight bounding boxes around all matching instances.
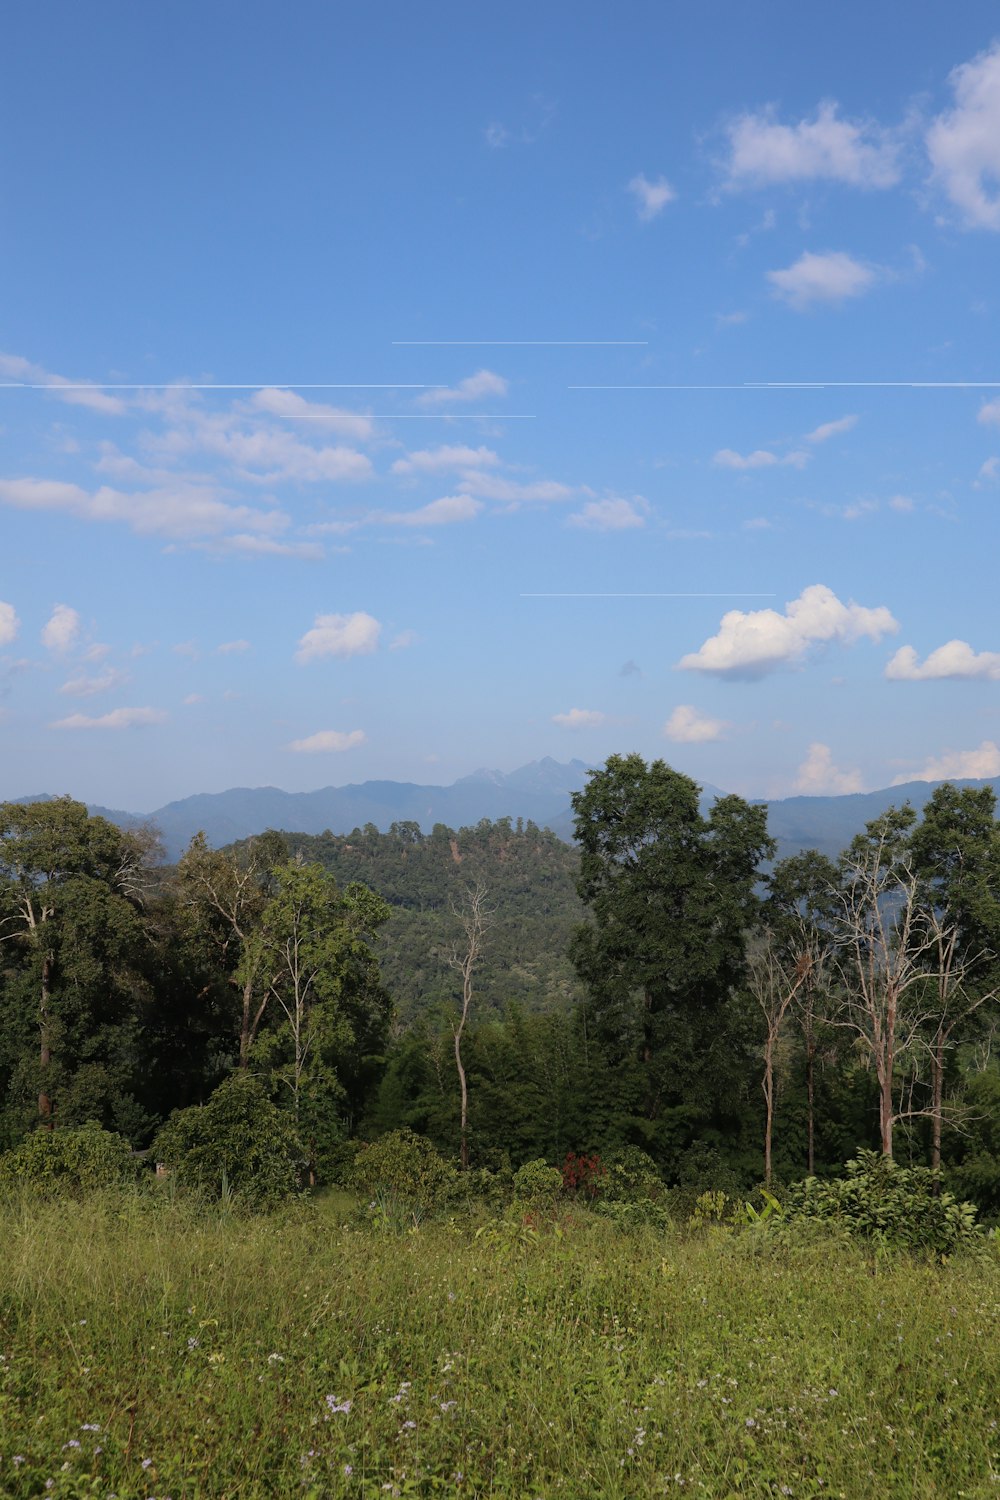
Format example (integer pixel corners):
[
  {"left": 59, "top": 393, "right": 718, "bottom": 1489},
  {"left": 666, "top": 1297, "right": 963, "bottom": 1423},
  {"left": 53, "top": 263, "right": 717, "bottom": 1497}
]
[
  {"left": 0, "top": 1121, "right": 137, "bottom": 1194},
  {"left": 600, "top": 1145, "right": 665, "bottom": 1204},
  {"left": 512, "top": 1158, "right": 563, "bottom": 1208},
  {"left": 561, "top": 1150, "right": 606, "bottom": 1199},
  {"left": 153, "top": 1073, "right": 302, "bottom": 1209},
  {"left": 785, "top": 1149, "right": 980, "bottom": 1255},
  {"left": 351, "top": 1128, "right": 457, "bottom": 1210}
]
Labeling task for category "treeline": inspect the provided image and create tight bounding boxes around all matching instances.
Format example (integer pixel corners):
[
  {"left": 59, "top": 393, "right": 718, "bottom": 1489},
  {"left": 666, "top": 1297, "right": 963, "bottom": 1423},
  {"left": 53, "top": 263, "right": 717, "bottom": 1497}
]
[{"left": 3, "top": 754, "right": 1000, "bottom": 1211}]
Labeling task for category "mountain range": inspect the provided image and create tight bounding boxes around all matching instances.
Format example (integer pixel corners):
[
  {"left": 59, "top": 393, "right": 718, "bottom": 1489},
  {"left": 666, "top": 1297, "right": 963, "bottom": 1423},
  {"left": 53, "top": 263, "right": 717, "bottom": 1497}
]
[{"left": 12, "top": 757, "right": 1000, "bottom": 863}]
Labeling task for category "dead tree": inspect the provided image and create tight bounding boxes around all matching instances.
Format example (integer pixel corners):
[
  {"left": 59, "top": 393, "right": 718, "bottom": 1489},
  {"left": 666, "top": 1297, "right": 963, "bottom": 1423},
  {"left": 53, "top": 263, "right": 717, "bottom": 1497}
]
[{"left": 446, "top": 881, "right": 494, "bottom": 1170}]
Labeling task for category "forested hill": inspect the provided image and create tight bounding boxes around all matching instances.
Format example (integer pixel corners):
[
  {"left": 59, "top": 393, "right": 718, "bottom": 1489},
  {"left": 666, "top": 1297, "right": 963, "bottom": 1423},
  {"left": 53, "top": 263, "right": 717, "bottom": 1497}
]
[{"left": 272, "top": 818, "right": 587, "bottom": 1023}]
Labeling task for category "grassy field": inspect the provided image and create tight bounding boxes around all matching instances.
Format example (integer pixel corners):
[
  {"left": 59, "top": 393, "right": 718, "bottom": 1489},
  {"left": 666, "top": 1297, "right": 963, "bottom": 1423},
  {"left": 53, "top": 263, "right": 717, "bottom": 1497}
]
[{"left": 1, "top": 1192, "right": 999, "bottom": 1498}]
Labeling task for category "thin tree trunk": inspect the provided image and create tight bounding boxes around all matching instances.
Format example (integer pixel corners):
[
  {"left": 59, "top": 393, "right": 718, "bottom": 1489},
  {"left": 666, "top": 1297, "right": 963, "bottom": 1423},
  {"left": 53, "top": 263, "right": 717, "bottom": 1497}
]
[
  {"left": 454, "top": 1024, "right": 469, "bottom": 1171},
  {"left": 38, "top": 952, "right": 53, "bottom": 1124},
  {"left": 763, "top": 1037, "right": 774, "bottom": 1186},
  {"left": 805, "top": 1016, "right": 815, "bottom": 1176},
  {"left": 931, "top": 1030, "right": 944, "bottom": 1175}
]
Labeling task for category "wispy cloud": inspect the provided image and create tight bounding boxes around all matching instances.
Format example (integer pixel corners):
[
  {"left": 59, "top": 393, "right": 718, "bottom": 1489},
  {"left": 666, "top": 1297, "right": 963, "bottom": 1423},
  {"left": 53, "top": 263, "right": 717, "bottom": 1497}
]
[
  {"left": 417, "top": 370, "right": 508, "bottom": 407},
  {"left": 381, "top": 496, "right": 483, "bottom": 527},
  {"left": 50, "top": 706, "right": 167, "bottom": 731},
  {"left": 552, "top": 708, "right": 607, "bottom": 729},
  {"left": 713, "top": 448, "right": 808, "bottom": 470},
  {"left": 286, "top": 728, "right": 366, "bottom": 753},
  {"left": 805, "top": 414, "right": 858, "bottom": 444},
  {"left": 567, "top": 496, "right": 647, "bottom": 530},
  {"left": 627, "top": 173, "right": 676, "bottom": 221},
  {"left": 663, "top": 704, "right": 729, "bottom": 743},
  {"left": 391, "top": 445, "right": 500, "bottom": 475}
]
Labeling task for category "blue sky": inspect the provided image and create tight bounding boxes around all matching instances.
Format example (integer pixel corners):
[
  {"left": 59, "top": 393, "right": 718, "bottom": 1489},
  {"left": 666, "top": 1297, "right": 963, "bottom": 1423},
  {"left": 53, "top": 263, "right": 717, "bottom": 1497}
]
[{"left": 3, "top": 1, "right": 1000, "bottom": 811}]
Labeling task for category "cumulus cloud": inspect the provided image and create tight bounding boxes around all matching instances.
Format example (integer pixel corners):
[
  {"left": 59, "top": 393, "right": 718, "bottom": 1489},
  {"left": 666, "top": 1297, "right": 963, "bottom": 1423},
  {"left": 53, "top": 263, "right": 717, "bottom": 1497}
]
[
  {"left": 381, "top": 496, "right": 482, "bottom": 527},
  {"left": 627, "top": 172, "right": 676, "bottom": 220},
  {"left": 806, "top": 414, "right": 858, "bottom": 444},
  {"left": 417, "top": 370, "right": 508, "bottom": 407},
  {"left": 295, "top": 611, "right": 381, "bottom": 663},
  {"left": 767, "top": 251, "right": 877, "bottom": 309},
  {"left": 893, "top": 741, "right": 1000, "bottom": 785},
  {"left": 567, "top": 496, "right": 647, "bottom": 530},
  {"left": 50, "top": 706, "right": 168, "bottom": 731},
  {"left": 678, "top": 583, "right": 898, "bottom": 678},
  {"left": 663, "top": 705, "right": 729, "bottom": 743},
  {"left": 713, "top": 448, "right": 808, "bottom": 470},
  {"left": 0, "top": 600, "right": 19, "bottom": 647},
  {"left": 979, "top": 399, "right": 1000, "bottom": 426},
  {"left": 286, "top": 728, "right": 366, "bottom": 753},
  {"left": 927, "top": 42, "right": 1000, "bottom": 229},
  {"left": 391, "top": 445, "right": 500, "bottom": 475},
  {"left": 552, "top": 708, "right": 608, "bottom": 729},
  {"left": 41, "top": 604, "right": 81, "bottom": 654},
  {"left": 886, "top": 640, "right": 1000, "bottom": 681},
  {"left": 216, "top": 639, "right": 251, "bottom": 654},
  {"left": 724, "top": 102, "right": 900, "bottom": 188},
  {"left": 152, "top": 410, "right": 373, "bottom": 484},
  {"left": 794, "top": 742, "right": 865, "bottom": 794}
]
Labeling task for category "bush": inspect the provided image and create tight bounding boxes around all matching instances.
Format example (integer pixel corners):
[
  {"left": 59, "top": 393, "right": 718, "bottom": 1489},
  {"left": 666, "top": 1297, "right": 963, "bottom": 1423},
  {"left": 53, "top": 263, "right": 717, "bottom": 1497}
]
[
  {"left": 561, "top": 1150, "right": 606, "bottom": 1199},
  {"left": 512, "top": 1158, "right": 563, "bottom": 1208},
  {"left": 351, "top": 1128, "right": 457, "bottom": 1210},
  {"left": 0, "top": 1121, "right": 137, "bottom": 1195},
  {"left": 153, "top": 1073, "right": 302, "bottom": 1209},
  {"left": 600, "top": 1145, "right": 666, "bottom": 1204},
  {"left": 785, "top": 1149, "right": 980, "bottom": 1255}
]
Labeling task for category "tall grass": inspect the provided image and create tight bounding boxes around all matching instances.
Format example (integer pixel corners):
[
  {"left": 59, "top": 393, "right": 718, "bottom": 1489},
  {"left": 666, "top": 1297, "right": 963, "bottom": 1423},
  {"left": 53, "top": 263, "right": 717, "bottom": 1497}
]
[{"left": 0, "top": 1190, "right": 999, "bottom": 1496}]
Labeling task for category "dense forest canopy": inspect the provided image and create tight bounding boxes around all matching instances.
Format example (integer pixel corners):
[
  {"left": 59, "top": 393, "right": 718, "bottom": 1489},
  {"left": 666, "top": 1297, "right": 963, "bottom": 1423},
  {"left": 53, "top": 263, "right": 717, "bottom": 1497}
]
[{"left": 3, "top": 758, "right": 1000, "bottom": 1213}]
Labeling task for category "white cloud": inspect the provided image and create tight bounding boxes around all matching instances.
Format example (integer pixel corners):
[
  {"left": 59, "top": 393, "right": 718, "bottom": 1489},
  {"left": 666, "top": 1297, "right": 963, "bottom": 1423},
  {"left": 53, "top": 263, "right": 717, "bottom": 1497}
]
[
  {"left": 295, "top": 611, "right": 381, "bottom": 664},
  {"left": 663, "top": 704, "right": 729, "bottom": 743},
  {"left": 209, "top": 534, "right": 324, "bottom": 559},
  {"left": 713, "top": 448, "right": 808, "bottom": 470},
  {"left": 183, "top": 693, "right": 206, "bottom": 705},
  {"left": 767, "top": 251, "right": 877, "bottom": 309},
  {"left": 886, "top": 639, "right": 1000, "bottom": 681},
  {"left": 287, "top": 728, "right": 366, "bottom": 753},
  {"left": 893, "top": 740, "right": 1000, "bottom": 785},
  {"left": 247, "top": 388, "right": 374, "bottom": 442},
  {"left": 459, "top": 472, "right": 573, "bottom": 504},
  {"left": 888, "top": 494, "right": 915, "bottom": 512},
  {"left": 979, "top": 399, "right": 1000, "bottom": 425},
  {"left": 627, "top": 172, "right": 676, "bottom": 221},
  {"left": 805, "top": 414, "right": 858, "bottom": 444},
  {"left": 50, "top": 706, "right": 168, "bottom": 731},
  {"left": 567, "top": 496, "right": 647, "bottom": 531},
  {"left": 976, "top": 457, "right": 1000, "bottom": 485},
  {"left": 152, "top": 410, "right": 373, "bottom": 484},
  {"left": 0, "top": 352, "right": 127, "bottom": 416},
  {"left": 725, "top": 101, "right": 900, "bottom": 188},
  {"left": 0, "top": 600, "right": 19, "bottom": 647},
  {"left": 59, "top": 668, "right": 128, "bottom": 698},
  {"left": 391, "top": 445, "right": 500, "bottom": 475},
  {"left": 794, "top": 742, "right": 865, "bottom": 794},
  {"left": 389, "top": 630, "right": 417, "bottom": 650},
  {"left": 41, "top": 604, "right": 81, "bottom": 654},
  {"left": 0, "top": 476, "right": 291, "bottom": 544},
  {"left": 216, "top": 639, "right": 251, "bottom": 654},
  {"left": 927, "top": 43, "right": 1000, "bottom": 229},
  {"left": 678, "top": 583, "right": 898, "bottom": 678},
  {"left": 417, "top": 370, "right": 508, "bottom": 407},
  {"left": 552, "top": 708, "right": 608, "bottom": 729},
  {"left": 381, "top": 496, "right": 483, "bottom": 527}
]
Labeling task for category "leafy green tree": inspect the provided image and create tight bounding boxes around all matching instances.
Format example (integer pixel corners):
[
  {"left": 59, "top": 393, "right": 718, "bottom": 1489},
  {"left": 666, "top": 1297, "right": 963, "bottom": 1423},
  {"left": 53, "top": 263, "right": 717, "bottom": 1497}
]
[
  {"left": 248, "top": 862, "right": 391, "bottom": 1180},
  {"left": 154, "top": 1072, "right": 301, "bottom": 1207},
  {"left": 569, "top": 755, "right": 773, "bottom": 1155},
  {"left": 0, "top": 799, "right": 151, "bottom": 1132}
]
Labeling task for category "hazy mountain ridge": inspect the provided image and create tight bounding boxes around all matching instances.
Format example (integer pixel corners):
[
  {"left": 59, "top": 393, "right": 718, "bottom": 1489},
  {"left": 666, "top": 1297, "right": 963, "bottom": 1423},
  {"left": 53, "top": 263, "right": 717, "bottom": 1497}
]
[{"left": 11, "top": 762, "right": 1000, "bottom": 863}]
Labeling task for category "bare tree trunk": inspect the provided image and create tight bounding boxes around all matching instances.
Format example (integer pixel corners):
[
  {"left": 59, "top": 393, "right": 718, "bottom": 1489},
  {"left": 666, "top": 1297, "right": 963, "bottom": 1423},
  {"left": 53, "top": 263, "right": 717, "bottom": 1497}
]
[
  {"left": 454, "top": 1024, "right": 469, "bottom": 1172},
  {"left": 805, "top": 1015, "right": 815, "bottom": 1176},
  {"left": 763, "top": 1037, "right": 774, "bottom": 1186},
  {"left": 448, "top": 883, "right": 492, "bottom": 1172},
  {"left": 38, "top": 952, "right": 53, "bottom": 1124},
  {"left": 931, "top": 1029, "right": 944, "bottom": 1173}
]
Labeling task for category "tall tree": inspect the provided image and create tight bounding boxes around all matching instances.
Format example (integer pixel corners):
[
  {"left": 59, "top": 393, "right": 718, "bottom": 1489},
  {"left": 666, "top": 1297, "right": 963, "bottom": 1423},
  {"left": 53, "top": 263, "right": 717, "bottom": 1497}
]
[
  {"left": 447, "top": 881, "right": 493, "bottom": 1170},
  {"left": 570, "top": 755, "right": 773, "bottom": 1148}
]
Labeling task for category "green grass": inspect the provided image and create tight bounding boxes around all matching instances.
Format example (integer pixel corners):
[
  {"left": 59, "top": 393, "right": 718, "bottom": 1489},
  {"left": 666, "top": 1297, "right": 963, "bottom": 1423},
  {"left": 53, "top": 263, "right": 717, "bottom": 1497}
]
[{"left": 1, "top": 1192, "right": 1000, "bottom": 1498}]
